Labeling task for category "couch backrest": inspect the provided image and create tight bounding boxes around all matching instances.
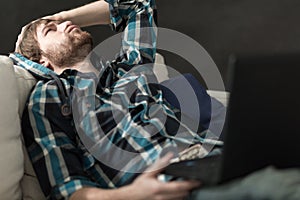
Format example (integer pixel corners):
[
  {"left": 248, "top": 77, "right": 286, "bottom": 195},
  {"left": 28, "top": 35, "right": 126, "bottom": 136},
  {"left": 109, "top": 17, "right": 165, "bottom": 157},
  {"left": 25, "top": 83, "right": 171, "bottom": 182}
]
[
  {"left": 0, "top": 55, "right": 24, "bottom": 199},
  {"left": 0, "top": 55, "right": 46, "bottom": 200},
  {"left": 14, "top": 64, "right": 47, "bottom": 200}
]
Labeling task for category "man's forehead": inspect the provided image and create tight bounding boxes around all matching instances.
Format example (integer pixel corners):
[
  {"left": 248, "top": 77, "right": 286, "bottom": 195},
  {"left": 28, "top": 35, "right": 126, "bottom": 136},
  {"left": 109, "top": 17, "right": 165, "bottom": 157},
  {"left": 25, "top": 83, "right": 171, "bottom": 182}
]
[
  {"left": 35, "top": 19, "right": 62, "bottom": 34},
  {"left": 36, "top": 19, "right": 60, "bottom": 28}
]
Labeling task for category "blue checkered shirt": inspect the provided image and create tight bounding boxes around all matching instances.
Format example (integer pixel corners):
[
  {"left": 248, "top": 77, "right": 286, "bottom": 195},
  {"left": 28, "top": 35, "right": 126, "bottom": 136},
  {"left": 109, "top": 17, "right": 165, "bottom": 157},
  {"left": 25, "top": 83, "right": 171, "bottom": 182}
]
[{"left": 10, "top": 0, "right": 207, "bottom": 199}]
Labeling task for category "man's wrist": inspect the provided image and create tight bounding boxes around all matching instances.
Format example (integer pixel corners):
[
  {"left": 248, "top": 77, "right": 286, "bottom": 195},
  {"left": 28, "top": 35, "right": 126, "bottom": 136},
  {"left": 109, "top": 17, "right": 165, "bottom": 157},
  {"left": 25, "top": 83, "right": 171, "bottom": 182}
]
[
  {"left": 58, "top": 11, "right": 68, "bottom": 21},
  {"left": 118, "top": 184, "right": 142, "bottom": 200}
]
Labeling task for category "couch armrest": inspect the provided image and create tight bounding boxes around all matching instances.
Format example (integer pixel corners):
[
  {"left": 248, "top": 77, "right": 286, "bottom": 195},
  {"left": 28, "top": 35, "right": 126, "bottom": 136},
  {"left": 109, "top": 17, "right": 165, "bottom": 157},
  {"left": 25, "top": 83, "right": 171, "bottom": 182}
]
[{"left": 0, "top": 55, "right": 23, "bottom": 200}]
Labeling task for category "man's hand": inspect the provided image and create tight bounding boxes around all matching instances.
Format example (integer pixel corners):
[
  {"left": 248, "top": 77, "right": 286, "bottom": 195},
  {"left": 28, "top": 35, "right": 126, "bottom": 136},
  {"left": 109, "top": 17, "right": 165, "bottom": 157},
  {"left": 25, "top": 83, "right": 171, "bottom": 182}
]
[
  {"left": 43, "top": 1, "right": 110, "bottom": 27},
  {"left": 129, "top": 153, "right": 201, "bottom": 200},
  {"left": 14, "top": 1, "right": 110, "bottom": 53},
  {"left": 70, "top": 153, "right": 201, "bottom": 200},
  {"left": 14, "top": 21, "right": 36, "bottom": 53}
]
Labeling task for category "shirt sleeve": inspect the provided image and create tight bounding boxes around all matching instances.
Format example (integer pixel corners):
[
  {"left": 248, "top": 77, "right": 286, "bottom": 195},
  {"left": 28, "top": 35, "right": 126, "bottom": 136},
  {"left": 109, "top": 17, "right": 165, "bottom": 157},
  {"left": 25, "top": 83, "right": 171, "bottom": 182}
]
[
  {"left": 21, "top": 81, "right": 100, "bottom": 199},
  {"left": 105, "top": 0, "right": 157, "bottom": 67}
]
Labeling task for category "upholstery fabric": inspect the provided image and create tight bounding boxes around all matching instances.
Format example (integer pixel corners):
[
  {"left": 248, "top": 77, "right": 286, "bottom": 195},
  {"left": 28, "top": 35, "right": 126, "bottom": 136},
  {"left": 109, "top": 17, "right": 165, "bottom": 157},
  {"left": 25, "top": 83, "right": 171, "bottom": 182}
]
[
  {"left": 0, "top": 55, "right": 45, "bottom": 200},
  {"left": 0, "top": 55, "right": 23, "bottom": 200},
  {"left": 14, "top": 65, "right": 46, "bottom": 200}
]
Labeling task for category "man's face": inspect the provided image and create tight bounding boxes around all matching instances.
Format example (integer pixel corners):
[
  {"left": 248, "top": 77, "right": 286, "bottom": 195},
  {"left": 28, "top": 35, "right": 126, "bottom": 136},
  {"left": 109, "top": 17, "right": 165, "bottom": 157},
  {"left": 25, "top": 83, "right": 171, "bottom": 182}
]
[{"left": 35, "top": 20, "right": 93, "bottom": 67}]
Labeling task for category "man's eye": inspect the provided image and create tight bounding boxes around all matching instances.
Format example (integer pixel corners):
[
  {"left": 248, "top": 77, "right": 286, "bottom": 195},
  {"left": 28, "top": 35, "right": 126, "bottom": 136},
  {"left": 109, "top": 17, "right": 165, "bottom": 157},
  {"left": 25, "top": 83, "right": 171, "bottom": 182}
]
[
  {"left": 45, "top": 29, "right": 51, "bottom": 35},
  {"left": 45, "top": 27, "right": 56, "bottom": 35}
]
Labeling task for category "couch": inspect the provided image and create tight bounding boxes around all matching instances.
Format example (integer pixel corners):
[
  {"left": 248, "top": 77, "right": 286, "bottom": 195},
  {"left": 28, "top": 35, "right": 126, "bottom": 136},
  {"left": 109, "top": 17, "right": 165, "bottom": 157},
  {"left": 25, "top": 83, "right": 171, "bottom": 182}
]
[
  {"left": 0, "top": 55, "right": 46, "bottom": 199},
  {"left": 0, "top": 54, "right": 228, "bottom": 200}
]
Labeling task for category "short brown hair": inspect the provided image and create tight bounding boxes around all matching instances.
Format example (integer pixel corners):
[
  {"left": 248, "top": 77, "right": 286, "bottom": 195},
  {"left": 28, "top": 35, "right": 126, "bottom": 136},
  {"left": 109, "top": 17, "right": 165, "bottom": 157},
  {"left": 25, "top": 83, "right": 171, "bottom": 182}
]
[{"left": 16, "top": 19, "right": 51, "bottom": 62}]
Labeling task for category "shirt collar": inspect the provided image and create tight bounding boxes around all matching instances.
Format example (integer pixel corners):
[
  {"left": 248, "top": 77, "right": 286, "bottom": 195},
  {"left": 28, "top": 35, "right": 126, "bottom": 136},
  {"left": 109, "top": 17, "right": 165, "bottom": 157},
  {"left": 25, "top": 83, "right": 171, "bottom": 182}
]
[{"left": 9, "top": 53, "right": 57, "bottom": 80}]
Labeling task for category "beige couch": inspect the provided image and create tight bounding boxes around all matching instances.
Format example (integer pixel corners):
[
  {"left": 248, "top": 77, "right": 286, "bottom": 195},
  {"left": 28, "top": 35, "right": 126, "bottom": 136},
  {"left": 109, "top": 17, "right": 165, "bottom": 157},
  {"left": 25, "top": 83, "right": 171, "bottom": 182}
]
[
  {"left": 0, "top": 54, "right": 228, "bottom": 200},
  {"left": 0, "top": 55, "right": 46, "bottom": 200}
]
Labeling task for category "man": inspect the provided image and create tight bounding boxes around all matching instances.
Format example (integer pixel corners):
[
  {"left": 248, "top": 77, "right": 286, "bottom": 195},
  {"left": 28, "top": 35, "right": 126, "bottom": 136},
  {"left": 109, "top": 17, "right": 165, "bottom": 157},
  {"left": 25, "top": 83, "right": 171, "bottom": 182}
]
[{"left": 10, "top": 0, "right": 220, "bottom": 199}]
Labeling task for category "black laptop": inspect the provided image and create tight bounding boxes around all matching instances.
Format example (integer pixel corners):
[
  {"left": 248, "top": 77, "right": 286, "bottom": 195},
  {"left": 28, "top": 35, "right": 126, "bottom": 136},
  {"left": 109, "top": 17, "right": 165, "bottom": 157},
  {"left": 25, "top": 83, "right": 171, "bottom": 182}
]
[{"left": 163, "top": 54, "right": 300, "bottom": 186}]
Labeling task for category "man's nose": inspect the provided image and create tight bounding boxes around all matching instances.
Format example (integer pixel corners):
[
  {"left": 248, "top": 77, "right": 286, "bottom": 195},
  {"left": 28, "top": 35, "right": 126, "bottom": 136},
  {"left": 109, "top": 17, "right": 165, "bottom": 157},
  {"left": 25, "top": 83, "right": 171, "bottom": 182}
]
[{"left": 57, "top": 21, "right": 73, "bottom": 32}]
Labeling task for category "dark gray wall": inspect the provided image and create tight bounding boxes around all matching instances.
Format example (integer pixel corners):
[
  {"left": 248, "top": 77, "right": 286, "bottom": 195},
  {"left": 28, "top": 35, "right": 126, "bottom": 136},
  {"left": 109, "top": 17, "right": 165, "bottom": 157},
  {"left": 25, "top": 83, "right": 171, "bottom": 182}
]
[{"left": 2, "top": 0, "right": 300, "bottom": 88}]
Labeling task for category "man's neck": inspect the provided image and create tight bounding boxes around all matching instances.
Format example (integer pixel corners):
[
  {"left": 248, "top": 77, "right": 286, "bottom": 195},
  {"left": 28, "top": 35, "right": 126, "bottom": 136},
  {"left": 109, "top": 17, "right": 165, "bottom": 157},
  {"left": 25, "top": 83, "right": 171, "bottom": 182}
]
[{"left": 54, "top": 59, "right": 99, "bottom": 75}]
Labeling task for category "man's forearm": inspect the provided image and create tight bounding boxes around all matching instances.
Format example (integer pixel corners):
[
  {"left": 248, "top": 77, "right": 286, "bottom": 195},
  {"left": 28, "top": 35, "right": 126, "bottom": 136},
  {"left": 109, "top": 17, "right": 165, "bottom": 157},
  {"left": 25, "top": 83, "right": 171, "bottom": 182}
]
[
  {"left": 51, "top": 1, "right": 110, "bottom": 27},
  {"left": 69, "top": 153, "right": 201, "bottom": 200},
  {"left": 69, "top": 185, "right": 139, "bottom": 200}
]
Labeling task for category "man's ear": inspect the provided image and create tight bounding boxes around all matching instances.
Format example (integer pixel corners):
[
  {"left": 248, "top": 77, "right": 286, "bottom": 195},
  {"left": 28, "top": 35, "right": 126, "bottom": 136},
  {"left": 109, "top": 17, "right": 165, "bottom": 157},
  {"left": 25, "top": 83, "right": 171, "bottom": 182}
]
[{"left": 39, "top": 55, "right": 53, "bottom": 70}]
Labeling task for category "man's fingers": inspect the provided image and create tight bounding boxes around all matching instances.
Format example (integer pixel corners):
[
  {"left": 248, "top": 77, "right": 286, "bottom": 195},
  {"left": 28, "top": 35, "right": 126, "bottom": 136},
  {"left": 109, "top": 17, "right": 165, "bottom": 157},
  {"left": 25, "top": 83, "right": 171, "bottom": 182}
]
[
  {"left": 159, "top": 180, "right": 201, "bottom": 194},
  {"left": 154, "top": 180, "right": 201, "bottom": 200},
  {"left": 15, "top": 25, "right": 28, "bottom": 52},
  {"left": 15, "top": 13, "right": 64, "bottom": 52},
  {"left": 15, "top": 20, "right": 38, "bottom": 52},
  {"left": 42, "top": 13, "right": 60, "bottom": 21},
  {"left": 143, "top": 152, "right": 174, "bottom": 176}
]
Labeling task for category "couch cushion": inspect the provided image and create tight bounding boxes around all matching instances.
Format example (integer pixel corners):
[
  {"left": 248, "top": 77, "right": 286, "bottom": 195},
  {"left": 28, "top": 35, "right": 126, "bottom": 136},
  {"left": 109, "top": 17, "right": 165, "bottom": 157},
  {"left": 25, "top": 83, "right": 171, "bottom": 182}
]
[
  {"left": 0, "top": 55, "right": 23, "bottom": 200},
  {"left": 14, "top": 65, "right": 37, "bottom": 118},
  {"left": 14, "top": 64, "right": 46, "bottom": 200}
]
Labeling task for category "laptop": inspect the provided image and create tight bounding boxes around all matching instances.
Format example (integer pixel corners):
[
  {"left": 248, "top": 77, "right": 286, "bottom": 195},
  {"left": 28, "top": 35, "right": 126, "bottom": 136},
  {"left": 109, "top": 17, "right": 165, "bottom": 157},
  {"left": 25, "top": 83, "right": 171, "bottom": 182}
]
[{"left": 163, "top": 54, "right": 300, "bottom": 186}]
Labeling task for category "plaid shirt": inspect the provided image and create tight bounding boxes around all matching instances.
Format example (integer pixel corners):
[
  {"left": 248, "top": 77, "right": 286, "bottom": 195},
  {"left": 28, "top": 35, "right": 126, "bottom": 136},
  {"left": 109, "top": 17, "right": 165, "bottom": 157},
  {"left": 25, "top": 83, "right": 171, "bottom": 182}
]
[{"left": 10, "top": 0, "right": 207, "bottom": 199}]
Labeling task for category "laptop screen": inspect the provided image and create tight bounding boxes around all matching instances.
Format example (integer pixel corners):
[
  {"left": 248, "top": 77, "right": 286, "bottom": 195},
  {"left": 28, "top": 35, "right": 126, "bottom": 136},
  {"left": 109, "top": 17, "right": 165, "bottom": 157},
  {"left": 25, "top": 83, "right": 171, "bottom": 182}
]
[{"left": 221, "top": 54, "right": 300, "bottom": 182}]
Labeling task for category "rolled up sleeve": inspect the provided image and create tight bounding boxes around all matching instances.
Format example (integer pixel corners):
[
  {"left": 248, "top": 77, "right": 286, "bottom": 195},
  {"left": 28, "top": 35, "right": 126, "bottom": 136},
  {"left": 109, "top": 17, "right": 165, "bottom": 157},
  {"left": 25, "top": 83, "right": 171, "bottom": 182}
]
[{"left": 105, "top": 0, "right": 157, "bottom": 67}]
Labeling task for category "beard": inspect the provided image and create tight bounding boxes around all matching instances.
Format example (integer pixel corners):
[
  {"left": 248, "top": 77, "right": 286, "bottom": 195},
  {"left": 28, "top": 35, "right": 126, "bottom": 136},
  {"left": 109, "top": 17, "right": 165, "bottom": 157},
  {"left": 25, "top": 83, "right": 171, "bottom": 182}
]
[{"left": 43, "top": 30, "right": 93, "bottom": 68}]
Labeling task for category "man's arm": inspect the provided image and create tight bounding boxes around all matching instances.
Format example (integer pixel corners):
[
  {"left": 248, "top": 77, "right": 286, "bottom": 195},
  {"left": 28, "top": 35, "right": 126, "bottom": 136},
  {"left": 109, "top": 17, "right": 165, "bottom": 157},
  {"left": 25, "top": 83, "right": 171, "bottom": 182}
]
[
  {"left": 70, "top": 153, "right": 200, "bottom": 200},
  {"left": 44, "top": 0, "right": 110, "bottom": 27},
  {"left": 15, "top": 1, "right": 110, "bottom": 51},
  {"left": 46, "top": 0, "right": 157, "bottom": 66},
  {"left": 109, "top": 0, "right": 157, "bottom": 66}
]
